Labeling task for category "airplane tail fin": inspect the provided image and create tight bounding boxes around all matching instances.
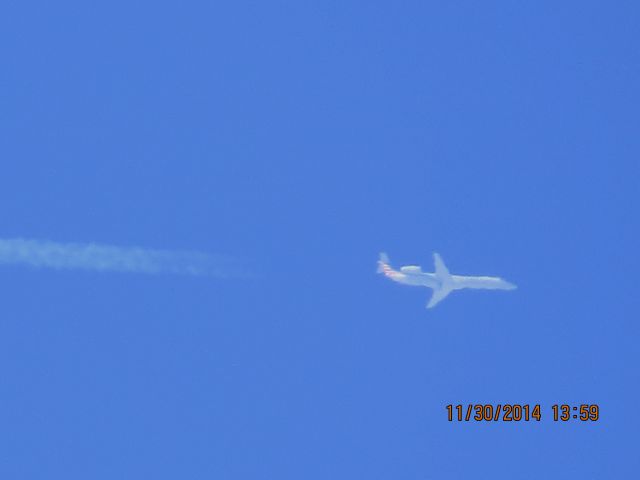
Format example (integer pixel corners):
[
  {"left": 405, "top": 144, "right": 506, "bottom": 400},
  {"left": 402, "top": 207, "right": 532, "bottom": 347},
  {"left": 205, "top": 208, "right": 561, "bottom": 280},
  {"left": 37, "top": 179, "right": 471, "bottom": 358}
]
[
  {"left": 427, "top": 253, "right": 453, "bottom": 308},
  {"left": 377, "top": 252, "right": 390, "bottom": 273}
]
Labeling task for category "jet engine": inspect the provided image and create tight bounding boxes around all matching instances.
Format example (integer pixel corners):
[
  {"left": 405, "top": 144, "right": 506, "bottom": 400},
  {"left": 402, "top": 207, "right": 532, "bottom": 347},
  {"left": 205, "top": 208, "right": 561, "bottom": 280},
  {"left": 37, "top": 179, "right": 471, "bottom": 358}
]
[{"left": 400, "top": 265, "right": 422, "bottom": 274}]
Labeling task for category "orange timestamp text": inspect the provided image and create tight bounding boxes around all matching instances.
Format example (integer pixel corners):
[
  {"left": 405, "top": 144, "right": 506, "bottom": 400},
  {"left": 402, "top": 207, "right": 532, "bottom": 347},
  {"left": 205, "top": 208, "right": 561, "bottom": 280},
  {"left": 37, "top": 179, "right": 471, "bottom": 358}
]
[{"left": 446, "top": 404, "right": 600, "bottom": 422}]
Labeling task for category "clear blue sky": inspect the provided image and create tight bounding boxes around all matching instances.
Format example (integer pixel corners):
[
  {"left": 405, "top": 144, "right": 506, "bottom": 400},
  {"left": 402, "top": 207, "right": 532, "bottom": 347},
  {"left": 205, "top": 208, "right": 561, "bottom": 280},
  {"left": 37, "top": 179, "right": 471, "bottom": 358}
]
[{"left": 1, "top": 1, "right": 638, "bottom": 478}]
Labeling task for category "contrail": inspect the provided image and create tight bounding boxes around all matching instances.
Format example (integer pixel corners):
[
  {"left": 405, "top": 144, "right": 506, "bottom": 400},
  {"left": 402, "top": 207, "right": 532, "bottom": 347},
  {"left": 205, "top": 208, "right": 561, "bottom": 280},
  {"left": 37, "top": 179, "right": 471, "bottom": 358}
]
[{"left": 0, "top": 238, "right": 246, "bottom": 278}]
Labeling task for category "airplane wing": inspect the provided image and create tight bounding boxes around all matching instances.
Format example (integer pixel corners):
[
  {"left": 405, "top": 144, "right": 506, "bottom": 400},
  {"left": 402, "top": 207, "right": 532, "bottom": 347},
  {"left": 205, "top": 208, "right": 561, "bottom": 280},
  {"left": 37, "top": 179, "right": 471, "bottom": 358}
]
[
  {"left": 427, "top": 253, "right": 454, "bottom": 308},
  {"left": 426, "top": 285, "right": 452, "bottom": 309},
  {"left": 433, "top": 253, "right": 450, "bottom": 278}
]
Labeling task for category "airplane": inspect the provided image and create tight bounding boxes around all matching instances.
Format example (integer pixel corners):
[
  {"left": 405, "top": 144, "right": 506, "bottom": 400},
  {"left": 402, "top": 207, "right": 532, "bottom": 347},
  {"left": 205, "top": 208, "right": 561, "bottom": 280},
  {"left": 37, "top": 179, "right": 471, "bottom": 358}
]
[{"left": 377, "top": 252, "right": 516, "bottom": 308}]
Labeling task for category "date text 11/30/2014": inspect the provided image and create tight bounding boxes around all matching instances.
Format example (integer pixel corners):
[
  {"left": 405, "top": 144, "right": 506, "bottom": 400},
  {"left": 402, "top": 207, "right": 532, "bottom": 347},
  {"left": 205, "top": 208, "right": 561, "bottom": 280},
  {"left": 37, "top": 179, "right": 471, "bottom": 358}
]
[{"left": 446, "top": 404, "right": 600, "bottom": 422}]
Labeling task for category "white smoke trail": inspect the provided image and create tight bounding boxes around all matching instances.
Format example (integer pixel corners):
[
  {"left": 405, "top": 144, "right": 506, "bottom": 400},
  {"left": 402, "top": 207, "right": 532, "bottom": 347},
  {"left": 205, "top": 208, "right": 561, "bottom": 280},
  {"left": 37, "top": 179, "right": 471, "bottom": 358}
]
[{"left": 0, "top": 238, "right": 245, "bottom": 278}]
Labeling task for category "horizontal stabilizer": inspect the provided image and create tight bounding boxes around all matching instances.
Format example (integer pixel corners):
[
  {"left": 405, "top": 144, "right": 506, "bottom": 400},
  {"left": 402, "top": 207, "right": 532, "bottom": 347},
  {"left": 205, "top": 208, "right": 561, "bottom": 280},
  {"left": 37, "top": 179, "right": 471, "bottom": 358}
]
[{"left": 377, "top": 252, "right": 390, "bottom": 273}]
